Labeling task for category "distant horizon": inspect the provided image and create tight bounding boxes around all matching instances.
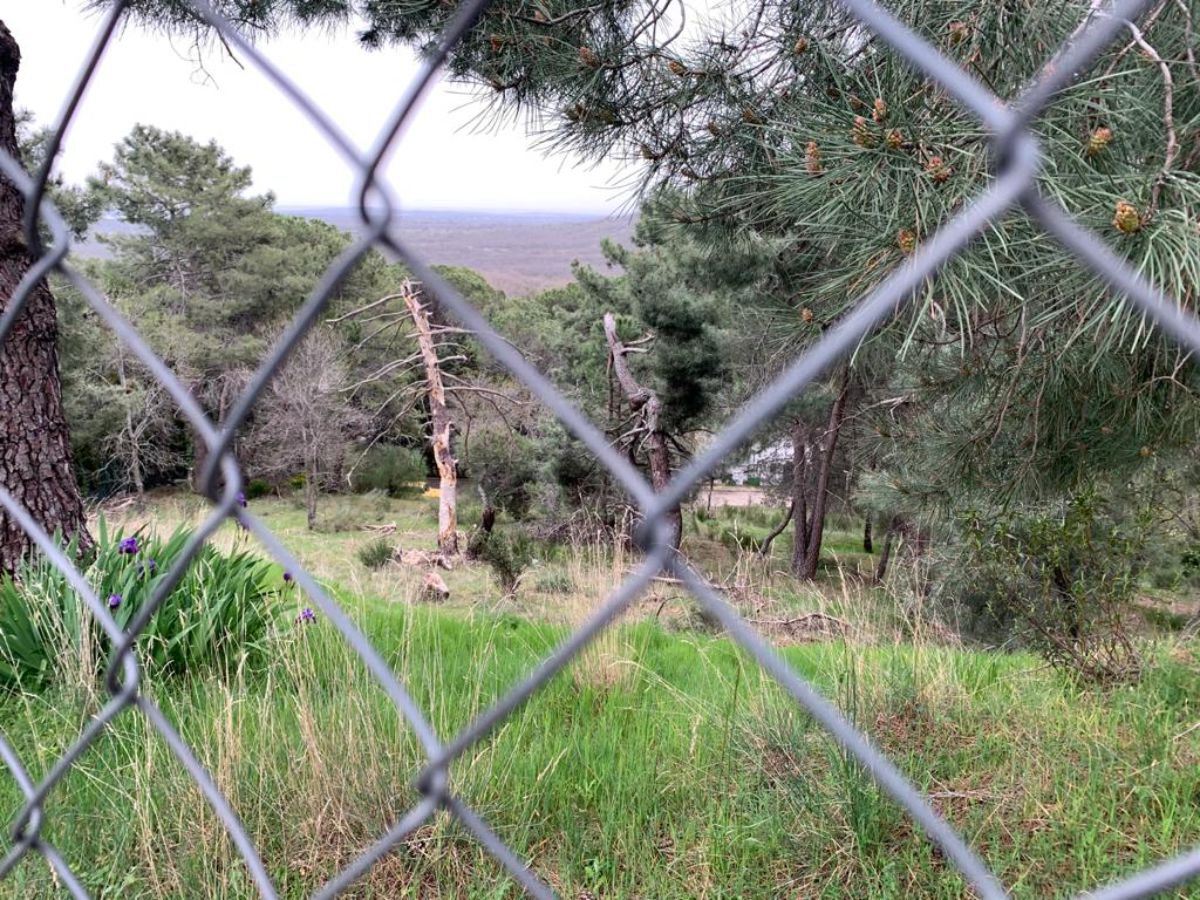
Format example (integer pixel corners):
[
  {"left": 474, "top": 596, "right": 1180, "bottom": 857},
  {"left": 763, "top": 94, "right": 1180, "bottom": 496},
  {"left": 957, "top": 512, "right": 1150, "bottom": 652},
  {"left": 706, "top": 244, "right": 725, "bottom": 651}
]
[
  {"left": 276, "top": 204, "right": 634, "bottom": 219},
  {"left": 98, "top": 205, "right": 633, "bottom": 221}
]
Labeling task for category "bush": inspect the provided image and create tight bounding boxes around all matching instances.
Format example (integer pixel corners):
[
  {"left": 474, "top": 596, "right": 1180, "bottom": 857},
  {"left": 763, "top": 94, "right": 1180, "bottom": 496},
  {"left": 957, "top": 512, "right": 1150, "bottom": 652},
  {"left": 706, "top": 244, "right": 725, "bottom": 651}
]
[
  {"left": 351, "top": 445, "right": 427, "bottom": 497},
  {"left": 357, "top": 538, "right": 394, "bottom": 570},
  {"left": 469, "top": 527, "right": 535, "bottom": 597},
  {"left": 0, "top": 522, "right": 277, "bottom": 690},
  {"left": 245, "top": 479, "right": 272, "bottom": 500},
  {"left": 464, "top": 427, "right": 540, "bottom": 519},
  {"left": 533, "top": 570, "right": 574, "bottom": 593},
  {"left": 718, "top": 522, "right": 767, "bottom": 553},
  {"left": 949, "top": 492, "right": 1145, "bottom": 682}
]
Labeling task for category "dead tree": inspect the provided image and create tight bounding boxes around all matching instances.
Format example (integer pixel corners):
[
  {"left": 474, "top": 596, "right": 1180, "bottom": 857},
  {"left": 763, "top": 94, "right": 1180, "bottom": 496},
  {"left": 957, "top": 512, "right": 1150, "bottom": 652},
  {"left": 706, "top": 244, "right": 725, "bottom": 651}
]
[
  {"left": 603, "top": 312, "right": 681, "bottom": 550},
  {"left": 248, "top": 330, "right": 365, "bottom": 530},
  {"left": 403, "top": 285, "right": 460, "bottom": 556},
  {"left": 331, "top": 280, "right": 526, "bottom": 559}
]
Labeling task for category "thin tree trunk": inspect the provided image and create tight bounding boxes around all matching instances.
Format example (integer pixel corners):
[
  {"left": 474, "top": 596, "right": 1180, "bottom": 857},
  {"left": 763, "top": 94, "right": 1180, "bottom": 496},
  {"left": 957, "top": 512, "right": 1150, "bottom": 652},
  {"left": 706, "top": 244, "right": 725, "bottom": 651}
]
[
  {"left": 305, "top": 451, "right": 318, "bottom": 531},
  {"left": 0, "top": 21, "right": 90, "bottom": 572},
  {"left": 792, "top": 367, "right": 851, "bottom": 580},
  {"left": 874, "top": 516, "right": 901, "bottom": 584},
  {"left": 116, "top": 351, "right": 144, "bottom": 498},
  {"left": 757, "top": 501, "right": 794, "bottom": 558},
  {"left": 863, "top": 516, "right": 873, "bottom": 554},
  {"left": 799, "top": 369, "right": 851, "bottom": 579},
  {"left": 405, "top": 284, "right": 458, "bottom": 556},
  {"left": 790, "top": 421, "right": 811, "bottom": 576},
  {"left": 603, "top": 312, "right": 681, "bottom": 549}
]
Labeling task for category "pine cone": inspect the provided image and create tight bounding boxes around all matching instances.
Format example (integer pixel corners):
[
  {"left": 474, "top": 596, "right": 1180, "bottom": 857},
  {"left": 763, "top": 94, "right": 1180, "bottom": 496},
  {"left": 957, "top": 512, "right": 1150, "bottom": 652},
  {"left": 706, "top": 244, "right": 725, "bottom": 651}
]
[
  {"left": 851, "top": 116, "right": 876, "bottom": 148},
  {"left": 668, "top": 59, "right": 687, "bottom": 76},
  {"left": 872, "top": 98, "right": 888, "bottom": 123},
  {"left": 885, "top": 128, "right": 904, "bottom": 150},
  {"left": 925, "top": 156, "right": 952, "bottom": 183},
  {"left": 948, "top": 21, "right": 970, "bottom": 45},
  {"left": 805, "top": 141, "right": 823, "bottom": 175},
  {"left": 1087, "top": 126, "right": 1113, "bottom": 157},
  {"left": 578, "top": 46, "right": 600, "bottom": 68},
  {"left": 897, "top": 228, "right": 918, "bottom": 254},
  {"left": 1112, "top": 200, "right": 1142, "bottom": 234},
  {"left": 793, "top": 36, "right": 809, "bottom": 54}
]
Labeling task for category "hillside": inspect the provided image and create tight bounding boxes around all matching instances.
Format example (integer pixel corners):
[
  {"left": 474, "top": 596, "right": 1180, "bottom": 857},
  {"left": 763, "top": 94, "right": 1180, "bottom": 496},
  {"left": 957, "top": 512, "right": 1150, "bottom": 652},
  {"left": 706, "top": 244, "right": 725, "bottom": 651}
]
[{"left": 76, "top": 207, "right": 637, "bottom": 296}]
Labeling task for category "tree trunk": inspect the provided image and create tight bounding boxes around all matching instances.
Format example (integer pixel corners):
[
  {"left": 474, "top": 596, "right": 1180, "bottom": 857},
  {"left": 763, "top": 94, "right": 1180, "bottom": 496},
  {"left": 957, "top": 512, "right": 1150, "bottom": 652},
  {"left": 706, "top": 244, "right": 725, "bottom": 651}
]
[
  {"left": 873, "top": 515, "right": 901, "bottom": 583},
  {"left": 790, "top": 421, "right": 811, "bottom": 576},
  {"left": 756, "top": 500, "right": 793, "bottom": 558},
  {"left": 404, "top": 284, "right": 458, "bottom": 556},
  {"left": 305, "top": 448, "right": 318, "bottom": 531},
  {"left": 863, "top": 516, "right": 873, "bottom": 553},
  {"left": 792, "top": 367, "right": 851, "bottom": 580},
  {"left": 0, "top": 21, "right": 90, "bottom": 573},
  {"left": 603, "top": 312, "right": 681, "bottom": 550},
  {"left": 116, "top": 351, "right": 145, "bottom": 498}
]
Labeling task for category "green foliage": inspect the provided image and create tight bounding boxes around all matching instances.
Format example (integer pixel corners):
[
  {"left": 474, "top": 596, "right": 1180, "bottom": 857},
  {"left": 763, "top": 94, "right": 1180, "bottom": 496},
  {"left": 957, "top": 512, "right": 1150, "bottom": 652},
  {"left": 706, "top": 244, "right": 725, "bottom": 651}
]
[
  {"left": 532, "top": 570, "right": 574, "bottom": 594},
  {"left": 245, "top": 480, "right": 272, "bottom": 500},
  {"left": 356, "top": 538, "right": 394, "bottom": 570},
  {"left": 950, "top": 492, "right": 1146, "bottom": 681},
  {"left": 718, "top": 522, "right": 767, "bottom": 554},
  {"left": 469, "top": 527, "right": 536, "bottom": 598},
  {"left": 56, "top": 124, "right": 397, "bottom": 493},
  {"left": 350, "top": 445, "right": 427, "bottom": 497},
  {"left": 0, "top": 522, "right": 276, "bottom": 690},
  {"left": 464, "top": 426, "right": 540, "bottom": 519}
]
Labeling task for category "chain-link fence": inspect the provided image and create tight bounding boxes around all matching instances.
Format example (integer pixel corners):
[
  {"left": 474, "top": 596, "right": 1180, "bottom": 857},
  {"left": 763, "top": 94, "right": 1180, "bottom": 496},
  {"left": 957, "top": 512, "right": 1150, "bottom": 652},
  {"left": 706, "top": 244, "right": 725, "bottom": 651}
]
[{"left": 1, "top": 0, "right": 1198, "bottom": 896}]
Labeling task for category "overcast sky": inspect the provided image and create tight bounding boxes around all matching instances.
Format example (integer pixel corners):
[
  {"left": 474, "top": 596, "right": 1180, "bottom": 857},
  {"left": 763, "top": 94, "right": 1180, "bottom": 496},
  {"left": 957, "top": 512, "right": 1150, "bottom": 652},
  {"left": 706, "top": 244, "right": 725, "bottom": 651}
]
[{"left": 7, "top": 2, "right": 637, "bottom": 213}]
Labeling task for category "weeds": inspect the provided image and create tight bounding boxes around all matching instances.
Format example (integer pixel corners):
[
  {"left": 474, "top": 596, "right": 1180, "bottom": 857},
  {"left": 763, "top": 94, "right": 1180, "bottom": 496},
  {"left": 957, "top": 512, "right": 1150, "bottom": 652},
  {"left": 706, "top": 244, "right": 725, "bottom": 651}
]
[{"left": 356, "top": 537, "right": 394, "bottom": 570}]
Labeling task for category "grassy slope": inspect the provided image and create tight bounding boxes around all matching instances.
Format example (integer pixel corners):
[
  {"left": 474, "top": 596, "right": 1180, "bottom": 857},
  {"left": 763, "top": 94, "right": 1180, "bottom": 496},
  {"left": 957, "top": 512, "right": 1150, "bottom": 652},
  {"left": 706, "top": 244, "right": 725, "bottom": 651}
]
[{"left": 0, "top": 493, "right": 1197, "bottom": 898}]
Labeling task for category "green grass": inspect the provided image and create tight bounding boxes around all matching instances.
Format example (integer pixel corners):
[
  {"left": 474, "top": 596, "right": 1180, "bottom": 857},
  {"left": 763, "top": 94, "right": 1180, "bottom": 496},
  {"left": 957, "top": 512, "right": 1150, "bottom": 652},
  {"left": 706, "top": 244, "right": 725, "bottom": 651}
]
[
  {"left": 1, "top": 602, "right": 1198, "bottom": 897},
  {"left": 0, "top": 493, "right": 1195, "bottom": 897}
]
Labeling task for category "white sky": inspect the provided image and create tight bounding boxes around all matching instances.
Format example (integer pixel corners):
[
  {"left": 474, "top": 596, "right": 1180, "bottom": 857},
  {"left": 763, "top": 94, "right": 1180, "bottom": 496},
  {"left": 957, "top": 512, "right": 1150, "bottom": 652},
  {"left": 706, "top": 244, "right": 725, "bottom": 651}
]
[{"left": 5, "top": 1, "right": 638, "bottom": 213}]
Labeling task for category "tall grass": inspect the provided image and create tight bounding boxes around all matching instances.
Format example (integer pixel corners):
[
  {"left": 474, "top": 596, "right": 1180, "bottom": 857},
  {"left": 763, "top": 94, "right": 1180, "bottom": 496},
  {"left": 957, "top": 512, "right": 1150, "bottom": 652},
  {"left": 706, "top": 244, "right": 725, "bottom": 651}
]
[
  {"left": 26, "top": 493, "right": 1189, "bottom": 898},
  {"left": 0, "top": 594, "right": 1197, "bottom": 898}
]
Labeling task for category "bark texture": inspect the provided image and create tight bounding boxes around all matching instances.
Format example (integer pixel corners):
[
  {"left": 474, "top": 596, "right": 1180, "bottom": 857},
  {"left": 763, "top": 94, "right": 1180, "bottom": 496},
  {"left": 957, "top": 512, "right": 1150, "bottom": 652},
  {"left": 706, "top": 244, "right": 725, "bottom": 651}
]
[
  {"left": 405, "top": 284, "right": 458, "bottom": 556},
  {"left": 0, "top": 20, "right": 90, "bottom": 573},
  {"left": 603, "top": 312, "right": 681, "bottom": 550}
]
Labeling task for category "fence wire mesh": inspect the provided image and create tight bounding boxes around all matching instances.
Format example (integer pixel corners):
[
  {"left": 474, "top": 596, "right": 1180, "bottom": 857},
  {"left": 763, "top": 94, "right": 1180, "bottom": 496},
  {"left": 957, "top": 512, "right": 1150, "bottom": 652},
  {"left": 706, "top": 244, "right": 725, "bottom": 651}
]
[{"left": 1, "top": 0, "right": 1199, "bottom": 897}]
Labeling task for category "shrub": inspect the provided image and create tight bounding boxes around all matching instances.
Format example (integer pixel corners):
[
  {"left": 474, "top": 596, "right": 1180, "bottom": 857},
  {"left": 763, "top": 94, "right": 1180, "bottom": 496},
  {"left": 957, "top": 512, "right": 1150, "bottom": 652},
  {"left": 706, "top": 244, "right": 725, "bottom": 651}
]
[
  {"left": 464, "top": 427, "right": 540, "bottom": 519},
  {"left": 357, "top": 538, "right": 394, "bottom": 570},
  {"left": 351, "top": 445, "right": 427, "bottom": 497},
  {"left": 470, "top": 527, "right": 535, "bottom": 598},
  {"left": 0, "top": 522, "right": 277, "bottom": 690},
  {"left": 533, "top": 570, "right": 574, "bottom": 594},
  {"left": 950, "top": 491, "right": 1145, "bottom": 682},
  {"left": 718, "top": 523, "right": 766, "bottom": 553},
  {"left": 245, "top": 479, "right": 272, "bottom": 500}
]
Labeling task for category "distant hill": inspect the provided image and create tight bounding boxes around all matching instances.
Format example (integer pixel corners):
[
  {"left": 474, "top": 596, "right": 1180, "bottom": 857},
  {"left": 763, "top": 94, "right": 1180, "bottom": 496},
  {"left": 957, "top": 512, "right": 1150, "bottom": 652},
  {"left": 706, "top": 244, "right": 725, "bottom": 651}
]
[{"left": 76, "top": 207, "right": 637, "bottom": 297}]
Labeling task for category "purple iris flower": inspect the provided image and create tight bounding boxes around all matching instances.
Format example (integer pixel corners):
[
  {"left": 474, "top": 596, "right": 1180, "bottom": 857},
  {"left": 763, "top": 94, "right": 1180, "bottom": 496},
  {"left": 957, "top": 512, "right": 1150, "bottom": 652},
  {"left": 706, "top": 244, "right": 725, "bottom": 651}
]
[
  {"left": 118, "top": 536, "right": 139, "bottom": 555},
  {"left": 296, "top": 607, "right": 317, "bottom": 624},
  {"left": 108, "top": 594, "right": 122, "bottom": 610},
  {"left": 283, "top": 571, "right": 294, "bottom": 584}
]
